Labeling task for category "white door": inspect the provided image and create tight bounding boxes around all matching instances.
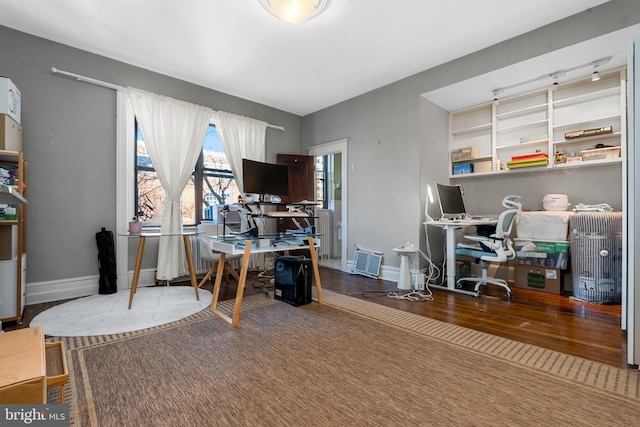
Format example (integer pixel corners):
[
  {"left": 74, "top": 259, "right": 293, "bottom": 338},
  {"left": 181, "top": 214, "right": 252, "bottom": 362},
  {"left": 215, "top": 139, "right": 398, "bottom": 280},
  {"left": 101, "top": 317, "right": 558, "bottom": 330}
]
[{"left": 308, "top": 138, "right": 349, "bottom": 272}]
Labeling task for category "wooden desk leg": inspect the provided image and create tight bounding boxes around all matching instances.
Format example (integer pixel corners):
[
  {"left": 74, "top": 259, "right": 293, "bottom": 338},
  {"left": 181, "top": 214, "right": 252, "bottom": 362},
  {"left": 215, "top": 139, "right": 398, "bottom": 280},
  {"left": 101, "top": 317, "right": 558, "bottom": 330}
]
[
  {"left": 307, "top": 236, "right": 323, "bottom": 304},
  {"left": 211, "top": 241, "right": 252, "bottom": 327},
  {"left": 210, "top": 253, "right": 227, "bottom": 311},
  {"left": 128, "top": 236, "right": 146, "bottom": 309},
  {"left": 230, "top": 241, "right": 252, "bottom": 327},
  {"left": 183, "top": 234, "right": 199, "bottom": 300}
]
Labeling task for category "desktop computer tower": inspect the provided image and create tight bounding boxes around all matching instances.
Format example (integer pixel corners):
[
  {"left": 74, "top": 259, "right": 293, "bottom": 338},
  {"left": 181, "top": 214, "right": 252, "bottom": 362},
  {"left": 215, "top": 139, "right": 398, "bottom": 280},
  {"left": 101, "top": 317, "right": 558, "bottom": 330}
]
[{"left": 274, "top": 255, "right": 312, "bottom": 307}]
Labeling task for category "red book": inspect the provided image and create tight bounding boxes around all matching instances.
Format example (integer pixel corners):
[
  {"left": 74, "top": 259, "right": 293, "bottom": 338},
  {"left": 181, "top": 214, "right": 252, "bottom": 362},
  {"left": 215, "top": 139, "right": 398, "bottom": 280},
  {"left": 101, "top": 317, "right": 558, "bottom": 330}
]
[{"left": 511, "top": 152, "right": 548, "bottom": 162}]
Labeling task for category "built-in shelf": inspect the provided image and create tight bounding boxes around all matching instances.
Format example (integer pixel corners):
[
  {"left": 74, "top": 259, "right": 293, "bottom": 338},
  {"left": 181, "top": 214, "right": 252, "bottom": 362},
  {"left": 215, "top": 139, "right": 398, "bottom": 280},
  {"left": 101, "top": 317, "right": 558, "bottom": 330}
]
[
  {"left": 451, "top": 122, "right": 492, "bottom": 136},
  {"left": 495, "top": 103, "right": 548, "bottom": 120},
  {"left": 496, "top": 119, "right": 548, "bottom": 134},
  {"left": 447, "top": 67, "right": 625, "bottom": 178},
  {"left": 496, "top": 139, "right": 549, "bottom": 151}
]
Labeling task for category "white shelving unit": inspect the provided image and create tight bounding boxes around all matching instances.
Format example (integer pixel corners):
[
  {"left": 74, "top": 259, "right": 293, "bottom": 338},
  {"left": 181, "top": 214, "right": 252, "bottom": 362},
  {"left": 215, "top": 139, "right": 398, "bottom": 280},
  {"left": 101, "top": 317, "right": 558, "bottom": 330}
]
[{"left": 447, "top": 67, "right": 626, "bottom": 178}]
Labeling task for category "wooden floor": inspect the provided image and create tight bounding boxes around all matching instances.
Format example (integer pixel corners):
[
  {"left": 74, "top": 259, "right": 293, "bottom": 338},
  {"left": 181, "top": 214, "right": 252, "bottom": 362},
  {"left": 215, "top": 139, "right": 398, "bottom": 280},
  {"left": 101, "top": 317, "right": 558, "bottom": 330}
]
[{"left": 7, "top": 266, "right": 630, "bottom": 369}]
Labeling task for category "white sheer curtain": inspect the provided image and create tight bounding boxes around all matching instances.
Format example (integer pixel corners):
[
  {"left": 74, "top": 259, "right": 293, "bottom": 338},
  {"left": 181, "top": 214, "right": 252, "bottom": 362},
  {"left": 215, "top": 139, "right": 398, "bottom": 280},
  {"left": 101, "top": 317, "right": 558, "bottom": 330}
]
[
  {"left": 128, "top": 88, "right": 213, "bottom": 280},
  {"left": 216, "top": 111, "right": 268, "bottom": 192}
]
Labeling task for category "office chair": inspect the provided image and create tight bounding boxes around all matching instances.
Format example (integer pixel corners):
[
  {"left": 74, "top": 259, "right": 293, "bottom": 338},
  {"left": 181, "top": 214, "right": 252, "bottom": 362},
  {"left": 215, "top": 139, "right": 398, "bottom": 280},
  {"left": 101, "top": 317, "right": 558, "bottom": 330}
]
[
  {"left": 454, "top": 195, "right": 522, "bottom": 299},
  {"left": 196, "top": 223, "right": 242, "bottom": 288}
]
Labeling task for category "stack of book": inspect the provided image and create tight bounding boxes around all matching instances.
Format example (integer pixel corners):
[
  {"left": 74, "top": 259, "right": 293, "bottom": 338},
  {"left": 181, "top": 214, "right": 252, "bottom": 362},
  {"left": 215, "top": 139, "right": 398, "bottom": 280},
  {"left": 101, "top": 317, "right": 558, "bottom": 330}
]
[{"left": 506, "top": 152, "right": 549, "bottom": 169}]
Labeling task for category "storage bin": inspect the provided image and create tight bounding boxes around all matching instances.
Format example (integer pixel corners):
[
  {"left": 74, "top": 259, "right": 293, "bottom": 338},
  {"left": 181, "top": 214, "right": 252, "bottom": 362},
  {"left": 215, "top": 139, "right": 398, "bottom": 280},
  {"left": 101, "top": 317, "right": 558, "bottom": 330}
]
[
  {"left": 581, "top": 146, "right": 621, "bottom": 161},
  {"left": 451, "top": 146, "right": 479, "bottom": 161},
  {"left": 516, "top": 211, "right": 571, "bottom": 240},
  {"left": 514, "top": 238, "right": 569, "bottom": 269},
  {"left": 0, "top": 114, "right": 22, "bottom": 151},
  {"left": 0, "top": 78, "right": 20, "bottom": 124},
  {"left": 473, "top": 161, "right": 492, "bottom": 173}
]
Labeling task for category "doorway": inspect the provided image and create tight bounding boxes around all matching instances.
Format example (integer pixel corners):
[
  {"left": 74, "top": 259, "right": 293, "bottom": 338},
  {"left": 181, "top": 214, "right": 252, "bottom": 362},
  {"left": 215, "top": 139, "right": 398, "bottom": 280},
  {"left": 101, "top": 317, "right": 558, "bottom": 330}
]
[{"left": 308, "top": 138, "right": 349, "bottom": 272}]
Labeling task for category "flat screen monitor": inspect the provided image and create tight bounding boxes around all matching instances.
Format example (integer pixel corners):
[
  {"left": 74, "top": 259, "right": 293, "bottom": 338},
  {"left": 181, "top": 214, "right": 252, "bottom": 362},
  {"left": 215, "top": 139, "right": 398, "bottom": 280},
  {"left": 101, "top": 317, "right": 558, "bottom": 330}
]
[
  {"left": 436, "top": 183, "right": 467, "bottom": 220},
  {"left": 242, "top": 158, "right": 290, "bottom": 197}
]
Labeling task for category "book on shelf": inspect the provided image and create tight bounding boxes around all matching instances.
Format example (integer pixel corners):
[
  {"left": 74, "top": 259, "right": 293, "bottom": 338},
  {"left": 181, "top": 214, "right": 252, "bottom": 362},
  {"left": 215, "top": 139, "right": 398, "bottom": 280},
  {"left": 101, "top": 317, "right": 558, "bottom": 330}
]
[
  {"left": 564, "top": 126, "right": 613, "bottom": 140},
  {"left": 510, "top": 152, "right": 548, "bottom": 162},
  {"left": 506, "top": 158, "right": 549, "bottom": 169}
]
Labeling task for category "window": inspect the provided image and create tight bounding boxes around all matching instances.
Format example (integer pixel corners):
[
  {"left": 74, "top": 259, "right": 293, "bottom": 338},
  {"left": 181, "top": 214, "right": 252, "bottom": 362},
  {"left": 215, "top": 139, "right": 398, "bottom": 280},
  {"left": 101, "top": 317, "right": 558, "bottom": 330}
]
[
  {"left": 315, "top": 155, "right": 327, "bottom": 209},
  {"left": 135, "top": 122, "right": 241, "bottom": 226}
]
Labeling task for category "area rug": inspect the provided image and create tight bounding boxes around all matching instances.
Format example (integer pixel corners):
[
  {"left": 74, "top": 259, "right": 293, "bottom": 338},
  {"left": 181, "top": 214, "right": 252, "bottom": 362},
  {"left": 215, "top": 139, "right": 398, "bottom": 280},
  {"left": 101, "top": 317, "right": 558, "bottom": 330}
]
[
  {"left": 46, "top": 290, "right": 640, "bottom": 426},
  {"left": 30, "top": 286, "right": 211, "bottom": 336}
]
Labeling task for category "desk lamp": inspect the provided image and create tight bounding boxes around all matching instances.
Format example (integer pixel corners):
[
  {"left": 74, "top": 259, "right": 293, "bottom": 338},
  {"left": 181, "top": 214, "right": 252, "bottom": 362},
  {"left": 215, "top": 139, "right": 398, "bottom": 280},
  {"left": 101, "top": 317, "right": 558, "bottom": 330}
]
[{"left": 424, "top": 184, "right": 435, "bottom": 221}]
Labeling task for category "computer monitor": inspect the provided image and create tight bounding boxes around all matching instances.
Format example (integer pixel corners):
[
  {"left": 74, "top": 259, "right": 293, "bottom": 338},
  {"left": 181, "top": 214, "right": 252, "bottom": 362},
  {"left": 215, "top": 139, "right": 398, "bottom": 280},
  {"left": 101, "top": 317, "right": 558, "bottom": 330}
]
[
  {"left": 242, "top": 158, "right": 290, "bottom": 197},
  {"left": 436, "top": 183, "right": 467, "bottom": 220}
]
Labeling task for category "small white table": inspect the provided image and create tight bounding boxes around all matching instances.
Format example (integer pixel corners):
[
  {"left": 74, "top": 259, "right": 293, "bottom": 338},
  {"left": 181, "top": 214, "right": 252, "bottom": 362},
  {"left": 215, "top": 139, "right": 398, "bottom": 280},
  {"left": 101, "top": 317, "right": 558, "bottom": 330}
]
[
  {"left": 392, "top": 246, "right": 417, "bottom": 290},
  {"left": 424, "top": 218, "right": 497, "bottom": 296}
]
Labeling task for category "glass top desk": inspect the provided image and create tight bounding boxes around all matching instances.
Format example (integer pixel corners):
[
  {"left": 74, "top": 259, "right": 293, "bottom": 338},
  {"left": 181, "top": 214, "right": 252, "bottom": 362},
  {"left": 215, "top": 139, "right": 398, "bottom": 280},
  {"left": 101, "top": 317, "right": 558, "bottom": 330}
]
[
  {"left": 120, "top": 230, "right": 200, "bottom": 309},
  {"left": 208, "top": 234, "right": 323, "bottom": 327}
]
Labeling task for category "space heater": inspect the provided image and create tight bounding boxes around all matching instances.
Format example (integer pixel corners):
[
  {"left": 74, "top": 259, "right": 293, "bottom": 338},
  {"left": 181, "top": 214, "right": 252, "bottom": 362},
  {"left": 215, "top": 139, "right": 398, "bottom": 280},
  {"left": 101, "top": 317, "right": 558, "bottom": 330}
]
[{"left": 570, "top": 212, "right": 622, "bottom": 304}]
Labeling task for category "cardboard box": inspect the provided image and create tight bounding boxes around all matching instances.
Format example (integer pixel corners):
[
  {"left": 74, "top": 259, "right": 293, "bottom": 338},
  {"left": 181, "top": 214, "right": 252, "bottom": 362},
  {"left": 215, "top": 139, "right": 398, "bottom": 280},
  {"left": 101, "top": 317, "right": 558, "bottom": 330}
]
[
  {"left": 473, "top": 160, "right": 493, "bottom": 173},
  {"left": 451, "top": 146, "right": 480, "bottom": 161},
  {"left": 0, "top": 78, "right": 21, "bottom": 124},
  {"left": 0, "top": 327, "right": 46, "bottom": 404},
  {"left": 0, "top": 114, "right": 22, "bottom": 151},
  {"left": 514, "top": 265, "right": 562, "bottom": 294}
]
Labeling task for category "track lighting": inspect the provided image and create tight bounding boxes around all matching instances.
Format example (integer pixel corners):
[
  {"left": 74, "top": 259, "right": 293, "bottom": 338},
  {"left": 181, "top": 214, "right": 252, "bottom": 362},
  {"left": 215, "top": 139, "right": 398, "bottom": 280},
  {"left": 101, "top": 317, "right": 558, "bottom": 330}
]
[{"left": 491, "top": 57, "right": 611, "bottom": 99}]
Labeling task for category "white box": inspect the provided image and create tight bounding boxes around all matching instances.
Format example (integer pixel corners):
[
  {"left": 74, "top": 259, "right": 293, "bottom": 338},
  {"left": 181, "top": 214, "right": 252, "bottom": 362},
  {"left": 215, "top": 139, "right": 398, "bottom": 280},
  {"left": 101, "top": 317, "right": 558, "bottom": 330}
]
[
  {"left": 0, "top": 78, "right": 21, "bottom": 124},
  {"left": 516, "top": 211, "right": 572, "bottom": 241}
]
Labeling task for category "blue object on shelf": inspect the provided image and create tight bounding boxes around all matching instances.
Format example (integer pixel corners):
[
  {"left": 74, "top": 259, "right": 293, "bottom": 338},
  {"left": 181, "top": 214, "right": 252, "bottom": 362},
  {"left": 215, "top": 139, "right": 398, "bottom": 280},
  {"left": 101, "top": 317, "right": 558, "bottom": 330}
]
[{"left": 453, "top": 163, "right": 473, "bottom": 175}]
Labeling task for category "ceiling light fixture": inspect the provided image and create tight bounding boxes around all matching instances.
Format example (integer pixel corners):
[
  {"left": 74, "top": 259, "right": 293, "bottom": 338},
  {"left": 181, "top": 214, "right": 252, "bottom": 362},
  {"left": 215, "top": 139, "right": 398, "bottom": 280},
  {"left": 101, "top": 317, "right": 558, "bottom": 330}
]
[
  {"left": 260, "top": 0, "right": 328, "bottom": 24},
  {"left": 592, "top": 66, "right": 601, "bottom": 81}
]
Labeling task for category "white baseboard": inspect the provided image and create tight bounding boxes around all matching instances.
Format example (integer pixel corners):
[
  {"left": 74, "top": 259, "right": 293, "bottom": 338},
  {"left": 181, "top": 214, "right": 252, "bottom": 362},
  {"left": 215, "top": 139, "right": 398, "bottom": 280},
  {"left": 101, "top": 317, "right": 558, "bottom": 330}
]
[
  {"left": 26, "top": 269, "right": 157, "bottom": 305},
  {"left": 27, "top": 262, "right": 425, "bottom": 305}
]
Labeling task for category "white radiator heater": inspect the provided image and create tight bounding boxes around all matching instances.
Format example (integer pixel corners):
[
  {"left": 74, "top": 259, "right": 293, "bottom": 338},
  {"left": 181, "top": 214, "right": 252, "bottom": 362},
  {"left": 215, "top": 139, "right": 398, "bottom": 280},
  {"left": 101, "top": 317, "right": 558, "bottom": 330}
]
[
  {"left": 190, "top": 234, "right": 212, "bottom": 275},
  {"left": 317, "top": 209, "right": 334, "bottom": 259},
  {"left": 570, "top": 212, "right": 623, "bottom": 304}
]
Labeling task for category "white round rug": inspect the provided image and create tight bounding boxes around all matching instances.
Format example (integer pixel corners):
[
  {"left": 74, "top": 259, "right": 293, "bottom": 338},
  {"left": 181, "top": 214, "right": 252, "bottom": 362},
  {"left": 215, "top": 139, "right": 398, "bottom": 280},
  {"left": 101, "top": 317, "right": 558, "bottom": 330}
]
[{"left": 30, "top": 286, "right": 213, "bottom": 336}]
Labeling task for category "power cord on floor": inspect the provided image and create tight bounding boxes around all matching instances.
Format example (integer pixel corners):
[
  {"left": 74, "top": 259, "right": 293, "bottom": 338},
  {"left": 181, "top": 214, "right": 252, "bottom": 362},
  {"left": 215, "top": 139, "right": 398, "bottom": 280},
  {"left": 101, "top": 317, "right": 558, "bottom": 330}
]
[{"left": 386, "top": 242, "right": 441, "bottom": 302}]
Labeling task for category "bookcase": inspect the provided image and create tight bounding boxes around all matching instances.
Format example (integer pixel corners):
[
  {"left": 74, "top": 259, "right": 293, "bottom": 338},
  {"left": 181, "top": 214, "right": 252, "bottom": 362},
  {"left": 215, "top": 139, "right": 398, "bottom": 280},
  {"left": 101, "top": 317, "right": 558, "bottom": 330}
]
[
  {"left": 448, "top": 67, "right": 626, "bottom": 178},
  {"left": 0, "top": 150, "right": 27, "bottom": 324}
]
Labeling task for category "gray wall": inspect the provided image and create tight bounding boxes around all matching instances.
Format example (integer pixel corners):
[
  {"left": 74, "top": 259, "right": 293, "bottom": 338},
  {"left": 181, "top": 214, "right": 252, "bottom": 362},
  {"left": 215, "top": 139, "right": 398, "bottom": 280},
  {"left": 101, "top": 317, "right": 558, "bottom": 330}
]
[
  {"left": 0, "top": 25, "right": 303, "bottom": 285},
  {"left": 303, "top": 0, "right": 639, "bottom": 269},
  {"left": 2, "top": 0, "right": 638, "bottom": 292}
]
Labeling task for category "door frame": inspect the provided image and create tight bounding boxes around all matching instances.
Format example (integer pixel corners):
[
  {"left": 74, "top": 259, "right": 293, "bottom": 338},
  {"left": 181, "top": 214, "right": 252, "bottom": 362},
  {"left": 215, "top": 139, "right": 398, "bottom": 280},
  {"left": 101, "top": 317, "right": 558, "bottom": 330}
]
[{"left": 308, "top": 138, "right": 349, "bottom": 273}]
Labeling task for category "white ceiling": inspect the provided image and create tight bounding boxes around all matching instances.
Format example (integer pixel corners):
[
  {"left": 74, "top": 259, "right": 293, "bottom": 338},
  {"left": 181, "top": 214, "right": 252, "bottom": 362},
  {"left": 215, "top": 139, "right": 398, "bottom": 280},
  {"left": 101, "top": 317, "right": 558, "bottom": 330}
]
[
  {"left": 424, "top": 24, "right": 640, "bottom": 112},
  {"left": 0, "top": 0, "right": 616, "bottom": 116}
]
